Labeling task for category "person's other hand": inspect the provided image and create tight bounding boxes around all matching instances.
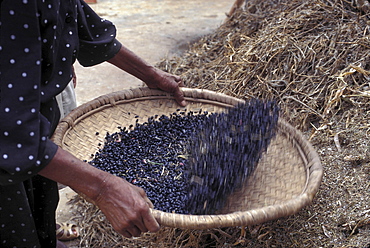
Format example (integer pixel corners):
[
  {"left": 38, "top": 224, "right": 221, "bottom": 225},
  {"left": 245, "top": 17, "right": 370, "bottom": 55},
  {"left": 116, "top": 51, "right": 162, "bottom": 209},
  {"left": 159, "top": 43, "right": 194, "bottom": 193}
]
[
  {"left": 145, "top": 68, "right": 187, "bottom": 107},
  {"left": 93, "top": 174, "right": 160, "bottom": 238}
]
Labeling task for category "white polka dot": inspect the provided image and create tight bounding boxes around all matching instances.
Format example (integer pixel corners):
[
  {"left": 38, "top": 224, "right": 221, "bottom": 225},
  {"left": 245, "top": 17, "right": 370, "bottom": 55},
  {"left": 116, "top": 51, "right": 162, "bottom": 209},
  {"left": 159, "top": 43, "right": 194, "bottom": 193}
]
[
  {"left": 19, "top": 96, "right": 24, "bottom": 101},
  {"left": 41, "top": 136, "right": 46, "bottom": 141},
  {"left": 8, "top": 83, "right": 13, "bottom": 89},
  {"left": 33, "top": 84, "right": 38, "bottom": 89},
  {"left": 27, "top": 171, "right": 32, "bottom": 175},
  {"left": 16, "top": 120, "right": 22, "bottom": 125},
  {"left": 36, "top": 60, "right": 41, "bottom": 65},
  {"left": 15, "top": 167, "right": 21, "bottom": 172},
  {"left": 10, "top": 59, "right": 15, "bottom": 64},
  {"left": 24, "top": 24, "right": 29, "bottom": 29},
  {"left": 23, "top": 0, "right": 28, "bottom": 4},
  {"left": 17, "top": 143, "right": 22, "bottom": 148},
  {"left": 45, "top": 155, "right": 49, "bottom": 159},
  {"left": 43, "top": 38, "right": 48, "bottom": 43},
  {"left": 9, "top": 10, "right": 15, "bottom": 15},
  {"left": 36, "top": 160, "right": 41, "bottom": 166},
  {"left": 31, "top": 108, "right": 36, "bottom": 113},
  {"left": 3, "top": 154, "right": 8, "bottom": 159},
  {"left": 4, "top": 132, "right": 9, "bottom": 136},
  {"left": 10, "top": 35, "right": 16, "bottom": 40},
  {"left": 24, "top": 48, "right": 30, "bottom": 53},
  {"left": 30, "top": 132, "right": 35, "bottom": 136},
  {"left": 22, "top": 72, "right": 27, "bottom": 77},
  {"left": 5, "top": 107, "right": 10, "bottom": 112},
  {"left": 58, "top": 71, "right": 62, "bottom": 75},
  {"left": 62, "top": 57, "right": 67, "bottom": 61},
  {"left": 66, "top": 43, "right": 70, "bottom": 48},
  {"left": 29, "top": 155, "right": 34, "bottom": 160},
  {"left": 69, "top": 31, "right": 73, "bottom": 35}
]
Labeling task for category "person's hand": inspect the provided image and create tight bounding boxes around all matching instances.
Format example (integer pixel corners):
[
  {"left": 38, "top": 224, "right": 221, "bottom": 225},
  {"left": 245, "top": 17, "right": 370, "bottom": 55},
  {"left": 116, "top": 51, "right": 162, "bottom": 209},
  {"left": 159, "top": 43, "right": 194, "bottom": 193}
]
[
  {"left": 39, "top": 147, "right": 160, "bottom": 238},
  {"left": 93, "top": 174, "right": 160, "bottom": 238},
  {"left": 144, "top": 68, "right": 187, "bottom": 107}
]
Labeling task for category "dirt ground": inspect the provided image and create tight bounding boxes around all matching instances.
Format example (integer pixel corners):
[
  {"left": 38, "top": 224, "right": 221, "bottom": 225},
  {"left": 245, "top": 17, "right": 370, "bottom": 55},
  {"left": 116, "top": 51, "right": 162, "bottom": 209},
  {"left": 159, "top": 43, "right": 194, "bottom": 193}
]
[{"left": 73, "top": 0, "right": 233, "bottom": 105}]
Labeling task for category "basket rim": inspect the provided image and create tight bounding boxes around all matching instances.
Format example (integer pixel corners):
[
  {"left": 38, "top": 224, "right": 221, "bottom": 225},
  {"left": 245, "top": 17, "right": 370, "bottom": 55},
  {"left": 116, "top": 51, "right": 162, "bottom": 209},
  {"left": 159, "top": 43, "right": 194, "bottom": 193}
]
[{"left": 52, "top": 87, "right": 323, "bottom": 229}]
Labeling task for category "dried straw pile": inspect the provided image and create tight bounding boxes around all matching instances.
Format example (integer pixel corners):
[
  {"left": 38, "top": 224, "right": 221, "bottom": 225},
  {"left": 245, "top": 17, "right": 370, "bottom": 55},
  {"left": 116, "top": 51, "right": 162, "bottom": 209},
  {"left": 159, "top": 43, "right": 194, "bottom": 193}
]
[
  {"left": 70, "top": 0, "right": 370, "bottom": 247},
  {"left": 160, "top": 0, "right": 370, "bottom": 131}
]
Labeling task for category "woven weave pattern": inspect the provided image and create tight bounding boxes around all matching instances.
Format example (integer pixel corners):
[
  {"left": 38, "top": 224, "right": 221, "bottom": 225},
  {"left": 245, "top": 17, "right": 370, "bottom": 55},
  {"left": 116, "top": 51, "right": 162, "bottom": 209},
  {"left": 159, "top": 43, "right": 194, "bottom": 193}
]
[{"left": 52, "top": 87, "right": 323, "bottom": 229}]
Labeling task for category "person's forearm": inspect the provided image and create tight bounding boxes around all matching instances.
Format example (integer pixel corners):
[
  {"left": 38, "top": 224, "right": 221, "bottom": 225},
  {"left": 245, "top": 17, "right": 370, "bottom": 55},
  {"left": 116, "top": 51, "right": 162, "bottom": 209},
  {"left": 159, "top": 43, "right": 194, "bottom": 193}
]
[
  {"left": 39, "top": 146, "right": 160, "bottom": 237},
  {"left": 38, "top": 147, "right": 108, "bottom": 201},
  {"left": 107, "top": 44, "right": 186, "bottom": 106},
  {"left": 108, "top": 46, "right": 159, "bottom": 87}
]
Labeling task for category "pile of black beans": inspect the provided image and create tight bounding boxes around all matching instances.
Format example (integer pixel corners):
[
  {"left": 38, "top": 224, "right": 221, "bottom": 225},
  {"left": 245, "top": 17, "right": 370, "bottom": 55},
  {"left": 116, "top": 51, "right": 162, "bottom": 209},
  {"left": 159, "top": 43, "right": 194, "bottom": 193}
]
[
  {"left": 185, "top": 100, "right": 279, "bottom": 214},
  {"left": 88, "top": 110, "right": 210, "bottom": 214},
  {"left": 88, "top": 100, "right": 279, "bottom": 215}
]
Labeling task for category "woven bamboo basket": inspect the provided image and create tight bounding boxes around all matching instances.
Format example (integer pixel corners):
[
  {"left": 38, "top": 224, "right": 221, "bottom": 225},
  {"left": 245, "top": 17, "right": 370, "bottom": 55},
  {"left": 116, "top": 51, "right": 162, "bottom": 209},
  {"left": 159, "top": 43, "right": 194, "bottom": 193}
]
[{"left": 52, "top": 87, "right": 323, "bottom": 230}]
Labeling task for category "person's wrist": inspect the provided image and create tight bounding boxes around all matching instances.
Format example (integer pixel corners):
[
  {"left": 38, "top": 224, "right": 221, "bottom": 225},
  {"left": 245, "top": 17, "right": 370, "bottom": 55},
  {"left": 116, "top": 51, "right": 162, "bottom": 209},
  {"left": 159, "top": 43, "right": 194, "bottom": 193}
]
[
  {"left": 79, "top": 171, "right": 112, "bottom": 204},
  {"left": 143, "top": 67, "right": 162, "bottom": 88}
]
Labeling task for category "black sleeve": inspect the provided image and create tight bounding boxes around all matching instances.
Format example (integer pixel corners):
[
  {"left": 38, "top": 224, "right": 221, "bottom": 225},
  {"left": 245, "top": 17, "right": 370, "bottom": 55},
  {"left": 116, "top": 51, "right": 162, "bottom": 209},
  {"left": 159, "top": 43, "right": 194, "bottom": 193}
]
[
  {"left": 0, "top": 0, "right": 58, "bottom": 185},
  {"left": 76, "top": 0, "right": 122, "bottom": 66}
]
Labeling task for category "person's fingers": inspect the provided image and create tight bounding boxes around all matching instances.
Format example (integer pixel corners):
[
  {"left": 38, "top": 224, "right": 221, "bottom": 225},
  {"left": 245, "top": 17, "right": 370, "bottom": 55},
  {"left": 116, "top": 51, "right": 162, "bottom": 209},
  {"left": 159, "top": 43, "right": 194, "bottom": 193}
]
[
  {"left": 172, "top": 76, "right": 186, "bottom": 106},
  {"left": 127, "top": 225, "right": 143, "bottom": 237},
  {"left": 174, "top": 75, "right": 184, "bottom": 85},
  {"left": 142, "top": 208, "right": 160, "bottom": 233},
  {"left": 121, "top": 230, "right": 132, "bottom": 238},
  {"left": 144, "top": 195, "right": 154, "bottom": 209},
  {"left": 173, "top": 88, "right": 186, "bottom": 107}
]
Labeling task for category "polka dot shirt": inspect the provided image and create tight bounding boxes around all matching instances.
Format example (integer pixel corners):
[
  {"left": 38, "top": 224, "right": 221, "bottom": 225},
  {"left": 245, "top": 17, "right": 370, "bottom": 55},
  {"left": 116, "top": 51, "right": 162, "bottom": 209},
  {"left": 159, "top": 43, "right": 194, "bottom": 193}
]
[
  {"left": 0, "top": 0, "right": 122, "bottom": 247},
  {"left": 0, "top": 0, "right": 122, "bottom": 185}
]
